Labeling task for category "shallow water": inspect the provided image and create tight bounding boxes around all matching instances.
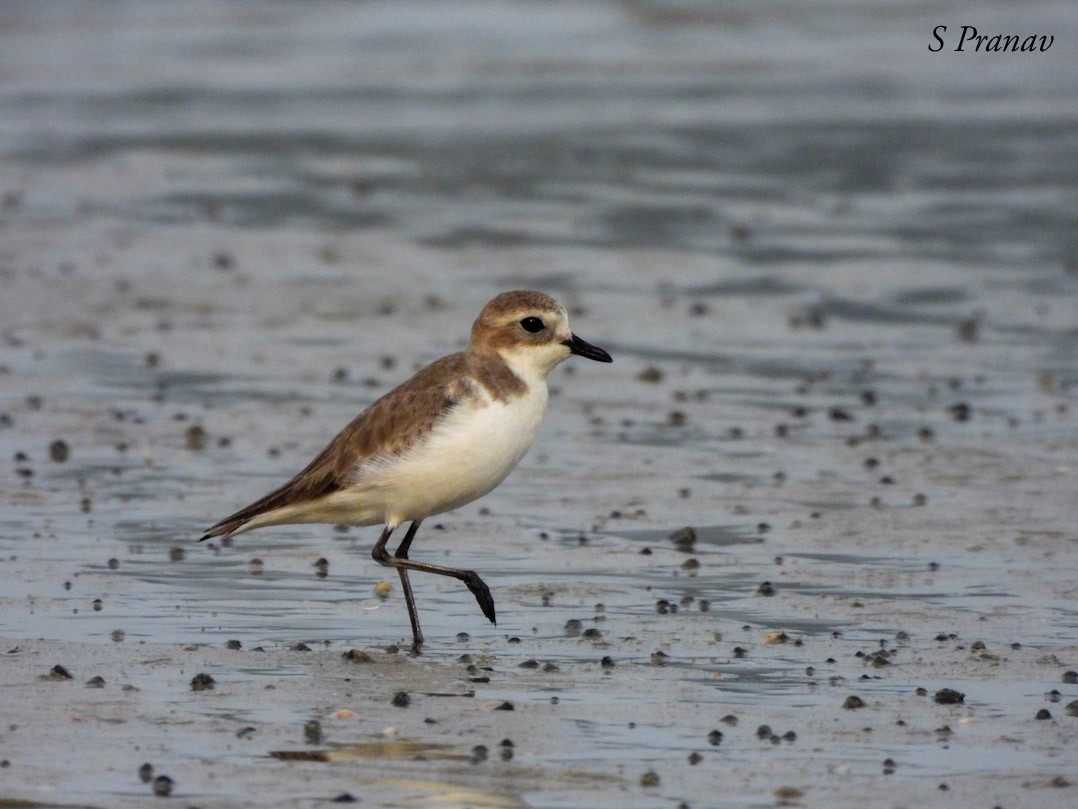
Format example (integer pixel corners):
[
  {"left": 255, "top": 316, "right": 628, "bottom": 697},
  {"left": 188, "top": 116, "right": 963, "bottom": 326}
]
[{"left": 1, "top": 2, "right": 1076, "bottom": 808}]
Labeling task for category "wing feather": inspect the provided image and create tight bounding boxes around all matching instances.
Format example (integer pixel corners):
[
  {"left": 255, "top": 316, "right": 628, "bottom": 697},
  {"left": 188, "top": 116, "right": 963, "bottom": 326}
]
[{"left": 200, "top": 353, "right": 472, "bottom": 539}]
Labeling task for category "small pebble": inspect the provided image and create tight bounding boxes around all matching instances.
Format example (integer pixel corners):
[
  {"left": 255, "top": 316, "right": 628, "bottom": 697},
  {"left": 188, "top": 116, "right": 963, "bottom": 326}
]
[
  {"left": 707, "top": 730, "right": 723, "bottom": 746},
  {"left": 640, "top": 770, "right": 660, "bottom": 787},
  {"left": 1035, "top": 708, "right": 1052, "bottom": 720},
  {"left": 934, "top": 688, "right": 965, "bottom": 705},
  {"left": 185, "top": 425, "right": 207, "bottom": 450},
  {"left": 48, "top": 664, "right": 73, "bottom": 680},
  {"left": 49, "top": 440, "right": 69, "bottom": 462},
  {"left": 190, "top": 673, "right": 215, "bottom": 691},
  {"left": 843, "top": 695, "right": 866, "bottom": 710},
  {"left": 85, "top": 676, "right": 105, "bottom": 688},
  {"left": 139, "top": 763, "right": 154, "bottom": 782},
  {"left": 304, "top": 720, "right": 322, "bottom": 744},
  {"left": 152, "top": 775, "right": 173, "bottom": 797},
  {"left": 391, "top": 691, "right": 410, "bottom": 708}
]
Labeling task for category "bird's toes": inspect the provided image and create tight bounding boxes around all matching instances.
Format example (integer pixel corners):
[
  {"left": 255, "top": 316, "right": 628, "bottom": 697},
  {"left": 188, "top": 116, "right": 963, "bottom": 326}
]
[{"left": 463, "top": 571, "right": 496, "bottom": 625}]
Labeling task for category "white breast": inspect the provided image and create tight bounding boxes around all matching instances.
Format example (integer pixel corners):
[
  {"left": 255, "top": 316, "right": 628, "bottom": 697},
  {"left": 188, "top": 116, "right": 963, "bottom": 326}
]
[{"left": 357, "top": 380, "right": 549, "bottom": 527}]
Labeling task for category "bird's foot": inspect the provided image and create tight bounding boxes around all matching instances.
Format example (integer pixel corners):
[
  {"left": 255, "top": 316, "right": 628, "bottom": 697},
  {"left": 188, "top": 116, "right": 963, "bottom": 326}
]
[{"left": 462, "top": 571, "right": 496, "bottom": 625}]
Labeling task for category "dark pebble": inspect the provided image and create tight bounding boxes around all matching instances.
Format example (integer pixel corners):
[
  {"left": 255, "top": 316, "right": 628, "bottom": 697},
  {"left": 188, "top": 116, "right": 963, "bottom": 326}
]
[
  {"left": 637, "top": 366, "right": 663, "bottom": 383},
  {"left": 948, "top": 402, "right": 971, "bottom": 422},
  {"left": 732, "top": 647, "right": 747, "bottom": 659},
  {"left": 1035, "top": 709, "right": 1052, "bottom": 720},
  {"left": 494, "top": 701, "right": 515, "bottom": 711},
  {"left": 668, "top": 526, "right": 696, "bottom": 550},
  {"left": 783, "top": 731, "right": 797, "bottom": 741},
  {"left": 1062, "top": 670, "right": 1078, "bottom": 684},
  {"left": 85, "top": 676, "right": 106, "bottom": 688},
  {"left": 564, "top": 619, "right": 583, "bottom": 637},
  {"left": 139, "top": 763, "right": 154, "bottom": 783},
  {"left": 190, "top": 673, "right": 215, "bottom": 691},
  {"left": 640, "top": 770, "right": 660, "bottom": 787},
  {"left": 168, "top": 547, "right": 185, "bottom": 563},
  {"left": 391, "top": 691, "right": 411, "bottom": 708},
  {"left": 721, "top": 714, "right": 738, "bottom": 726},
  {"left": 304, "top": 720, "right": 322, "bottom": 744},
  {"left": 107, "top": 558, "right": 119, "bottom": 570},
  {"left": 225, "top": 639, "right": 242, "bottom": 650},
  {"left": 292, "top": 643, "right": 311, "bottom": 652},
  {"left": 843, "top": 695, "right": 866, "bottom": 710},
  {"left": 601, "top": 656, "right": 615, "bottom": 669},
  {"left": 332, "top": 793, "right": 357, "bottom": 803},
  {"left": 152, "top": 775, "right": 173, "bottom": 797},
  {"left": 883, "top": 757, "right": 896, "bottom": 774},
  {"left": 934, "top": 688, "right": 965, "bottom": 705},
  {"left": 49, "top": 440, "right": 69, "bottom": 463},
  {"left": 707, "top": 730, "right": 723, "bottom": 745},
  {"left": 519, "top": 659, "right": 539, "bottom": 669},
  {"left": 49, "top": 664, "right": 73, "bottom": 680},
  {"left": 1067, "top": 700, "right": 1078, "bottom": 717},
  {"left": 756, "top": 581, "right": 775, "bottom": 596},
  {"left": 688, "top": 751, "right": 702, "bottom": 765},
  {"left": 185, "top": 424, "right": 207, "bottom": 450},
  {"left": 342, "top": 649, "right": 371, "bottom": 663},
  {"left": 755, "top": 724, "right": 772, "bottom": 739},
  {"left": 582, "top": 627, "right": 602, "bottom": 639}
]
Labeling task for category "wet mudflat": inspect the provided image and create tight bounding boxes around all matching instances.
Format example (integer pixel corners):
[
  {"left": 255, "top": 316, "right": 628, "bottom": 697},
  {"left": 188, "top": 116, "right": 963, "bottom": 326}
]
[{"left": 1, "top": 2, "right": 1076, "bottom": 808}]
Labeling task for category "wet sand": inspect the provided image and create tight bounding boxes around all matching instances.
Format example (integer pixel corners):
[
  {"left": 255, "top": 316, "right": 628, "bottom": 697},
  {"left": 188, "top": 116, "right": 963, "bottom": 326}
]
[{"left": 1, "top": 2, "right": 1076, "bottom": 807}]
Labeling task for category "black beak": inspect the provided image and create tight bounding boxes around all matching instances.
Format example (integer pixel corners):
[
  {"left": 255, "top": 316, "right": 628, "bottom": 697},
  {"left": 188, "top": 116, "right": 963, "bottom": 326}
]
[{"left": 562, "top": 333, "right": 613, "bottom": 363}]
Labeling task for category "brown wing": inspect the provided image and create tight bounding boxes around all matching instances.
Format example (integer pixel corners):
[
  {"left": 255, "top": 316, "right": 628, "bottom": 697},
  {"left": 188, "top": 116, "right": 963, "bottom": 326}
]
[{"left": 200, "top": 353, "right": 471, "bottom": 539}]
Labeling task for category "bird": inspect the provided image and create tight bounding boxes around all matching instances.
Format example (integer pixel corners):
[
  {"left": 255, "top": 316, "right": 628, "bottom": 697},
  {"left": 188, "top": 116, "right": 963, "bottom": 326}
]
[{"left": 200, "top": 290, "right": 612, "bottom": 647}]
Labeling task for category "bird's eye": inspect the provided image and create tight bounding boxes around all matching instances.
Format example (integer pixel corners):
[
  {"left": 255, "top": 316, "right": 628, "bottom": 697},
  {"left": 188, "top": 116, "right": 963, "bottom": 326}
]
[{"left": 520, "top": 316, "right": 545, "bottom": 333}]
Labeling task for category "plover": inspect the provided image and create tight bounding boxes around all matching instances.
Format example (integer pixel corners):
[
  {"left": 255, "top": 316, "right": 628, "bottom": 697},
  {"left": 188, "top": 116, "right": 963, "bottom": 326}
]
[{"left": 201, "top": 290, "right": 612, "bottom": 646}]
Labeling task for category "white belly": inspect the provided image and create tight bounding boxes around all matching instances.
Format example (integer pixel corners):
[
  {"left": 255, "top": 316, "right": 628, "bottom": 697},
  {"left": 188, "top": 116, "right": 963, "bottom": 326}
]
[{"left": 352, "top": 383, "right": 549, "bottom": 527}]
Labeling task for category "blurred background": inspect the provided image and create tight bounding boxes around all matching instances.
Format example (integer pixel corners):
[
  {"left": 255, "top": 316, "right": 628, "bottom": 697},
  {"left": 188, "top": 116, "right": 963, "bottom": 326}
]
[{"left": 2, "top": 0, "right": 1075, "bottom": 279}]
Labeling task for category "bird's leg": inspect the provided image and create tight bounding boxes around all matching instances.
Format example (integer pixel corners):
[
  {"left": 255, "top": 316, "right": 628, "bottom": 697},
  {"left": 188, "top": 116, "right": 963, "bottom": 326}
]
[
  {"left": 393, "top": 521, "right": 423, "bottom": 647},
  {"left": 371, "top": 523, "right": 496, "bottom": 634},
  {"left": 371, "top": 525, "right": 421, "bottom": 648}
]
